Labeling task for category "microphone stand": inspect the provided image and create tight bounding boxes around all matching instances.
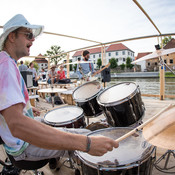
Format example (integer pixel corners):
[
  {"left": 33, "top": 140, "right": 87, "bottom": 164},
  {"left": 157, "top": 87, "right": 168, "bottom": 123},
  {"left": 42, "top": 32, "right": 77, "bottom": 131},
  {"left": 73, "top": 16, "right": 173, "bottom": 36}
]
[{"left": 159, "top": 56, "right": 175, "bottom": 75}]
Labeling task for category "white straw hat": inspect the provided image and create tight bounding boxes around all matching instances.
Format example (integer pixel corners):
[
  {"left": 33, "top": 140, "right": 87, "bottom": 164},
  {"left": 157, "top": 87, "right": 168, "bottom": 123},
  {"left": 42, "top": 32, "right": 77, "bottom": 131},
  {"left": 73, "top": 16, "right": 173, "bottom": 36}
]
[{"left": 0, "top": 14, "right": 44, "bottom": 50}]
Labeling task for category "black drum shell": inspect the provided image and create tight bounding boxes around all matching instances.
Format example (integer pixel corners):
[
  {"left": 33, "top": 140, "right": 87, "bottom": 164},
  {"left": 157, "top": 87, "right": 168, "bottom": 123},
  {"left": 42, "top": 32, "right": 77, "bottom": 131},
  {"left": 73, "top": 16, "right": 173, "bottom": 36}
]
[
  {"left": 76, "top": 97, "right": 103, "bottom": 117},
  {"left": 45, "top": 115, "right": 86, "bottom": 128},
  {"left": 99, "top": 91, "right": 144, "bottom": 127},
  {"left": 80, "top": 156, "right": 154, "bottom": 175}
]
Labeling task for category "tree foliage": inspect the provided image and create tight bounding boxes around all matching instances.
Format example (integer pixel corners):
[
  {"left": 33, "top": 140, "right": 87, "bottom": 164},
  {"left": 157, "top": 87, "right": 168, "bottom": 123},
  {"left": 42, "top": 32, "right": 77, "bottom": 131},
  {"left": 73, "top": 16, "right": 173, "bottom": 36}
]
[
  {"left": 120, "top": 63, "right": 125, "bottom": 70},
  {"left": 126, "top": 57, "right": 134, "bottom": 69},
  {"left": 44, "top": 45, "right": 66, "bottom": 65},
  {"left": 109, "top": 58, "right": 117, "bottom": 69},
  {"left": 33, "top": 61, "right": 39, "bottom": 71},
  {"left": 162, "top": 36, "right": 172, "bottom": 47},
  {"left": 97, "top": 58, "right": 102, "bottom": 68}
]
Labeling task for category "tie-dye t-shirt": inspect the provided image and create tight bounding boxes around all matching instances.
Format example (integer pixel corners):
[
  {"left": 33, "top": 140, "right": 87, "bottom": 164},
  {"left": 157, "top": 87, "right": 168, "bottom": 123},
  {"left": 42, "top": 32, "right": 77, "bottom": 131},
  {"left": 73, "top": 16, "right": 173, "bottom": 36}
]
[{"left": 0, "top": 51, "right": 34, "bottom": 156}]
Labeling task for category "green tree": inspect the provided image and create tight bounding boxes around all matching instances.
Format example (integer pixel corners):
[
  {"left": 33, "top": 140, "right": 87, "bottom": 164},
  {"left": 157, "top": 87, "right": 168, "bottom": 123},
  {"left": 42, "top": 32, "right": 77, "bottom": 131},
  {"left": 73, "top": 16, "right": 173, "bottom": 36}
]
[
  {"left": 97, "top": 58, "right": 102, "bottom": 68},
  {"left": 126, "top": 57, "right": 134, "bottom": 69},
  {"left": 120, "top": 63, "right": 125, "bottom": 70},
  {"left": 162, "top": 36, "right": 172, "bottom": 47},
  {"left": 109, "top": 58, "right": 117, "bottom": 69},
  {"left": 33, "top": 61, "right": 39, "bottom": 71},
  {"left": 24, "top": 60, "right": 30, "bottom": 67},
  {"left": 44, "top": 45, "right": 66, "bottom": 65}
]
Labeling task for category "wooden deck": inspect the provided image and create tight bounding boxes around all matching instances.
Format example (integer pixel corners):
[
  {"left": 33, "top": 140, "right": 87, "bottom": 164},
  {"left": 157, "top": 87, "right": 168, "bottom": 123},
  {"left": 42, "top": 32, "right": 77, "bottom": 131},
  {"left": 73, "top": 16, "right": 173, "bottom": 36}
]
[{"left": 0, "top": 97, "right": 174, "bottom": 174}]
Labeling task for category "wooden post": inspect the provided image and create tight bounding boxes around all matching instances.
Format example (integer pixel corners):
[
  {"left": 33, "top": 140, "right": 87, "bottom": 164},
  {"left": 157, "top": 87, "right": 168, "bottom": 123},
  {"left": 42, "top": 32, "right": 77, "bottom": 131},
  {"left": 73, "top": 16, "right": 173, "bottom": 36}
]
[
  {"left": 66, "top": 53, "right": 70, "bottom": 78},
  {"left": 159, "top": 58, "right": 165, "bottom": 100},
  {"left": 48, "top": 57, "right": 50, "bottom": 70},
  {"left": 101, "top": 45, "right": 104, "bottom": 66},
  {"left": 159, "top": 37, "right": 165, "bottom": 100}
]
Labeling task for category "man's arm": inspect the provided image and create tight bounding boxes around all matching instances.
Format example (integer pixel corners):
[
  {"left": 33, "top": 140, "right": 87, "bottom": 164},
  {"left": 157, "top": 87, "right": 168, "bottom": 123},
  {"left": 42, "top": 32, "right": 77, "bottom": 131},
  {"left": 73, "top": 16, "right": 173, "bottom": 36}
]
[{"left": 1, "top": 103, "right": 118, "bottom": 156}]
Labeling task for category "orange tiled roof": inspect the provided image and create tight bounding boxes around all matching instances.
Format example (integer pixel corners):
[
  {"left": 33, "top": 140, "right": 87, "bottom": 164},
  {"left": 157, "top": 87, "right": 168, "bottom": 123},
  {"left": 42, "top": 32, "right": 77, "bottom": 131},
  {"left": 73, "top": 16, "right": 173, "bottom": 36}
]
[
  {"left": 106, "top": 43, "right": 133, "bottom": 52},
  {"left": 72, "top": 43, "right": 133, "bottom": 57},
  {"left": 164, "top": 39, "right": 175, "bottom": 49},
  {"left": 34, "top": 54, "right": 48, "bottom": 63},
  {"left": 136, "top": 52, "right": 152, "bottom": 60}
]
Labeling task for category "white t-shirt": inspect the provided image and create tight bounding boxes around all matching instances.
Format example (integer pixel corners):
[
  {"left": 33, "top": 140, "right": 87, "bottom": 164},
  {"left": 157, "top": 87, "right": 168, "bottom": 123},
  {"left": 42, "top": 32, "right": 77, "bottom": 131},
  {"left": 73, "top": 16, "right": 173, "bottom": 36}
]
[{"left": 0, "top": 51, "right": 34, "bottom": 156}]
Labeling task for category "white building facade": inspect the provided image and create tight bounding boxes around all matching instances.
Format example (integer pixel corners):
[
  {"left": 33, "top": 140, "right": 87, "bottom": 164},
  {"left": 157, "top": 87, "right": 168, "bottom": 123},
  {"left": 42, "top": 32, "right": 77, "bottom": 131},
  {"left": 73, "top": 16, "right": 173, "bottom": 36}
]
[{"left": 72, "top": 43, "right": 135, "bottom": 69}]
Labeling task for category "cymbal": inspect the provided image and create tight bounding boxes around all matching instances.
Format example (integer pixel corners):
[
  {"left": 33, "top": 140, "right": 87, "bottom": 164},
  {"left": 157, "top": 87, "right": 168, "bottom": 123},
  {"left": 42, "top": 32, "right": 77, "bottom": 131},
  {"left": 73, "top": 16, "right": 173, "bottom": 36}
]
[
  {"left": 132, "top": 48, "right": 175, "bottom": 64},
  {"left": 143, "top": 105, "right": 175, "bottom": 150}
]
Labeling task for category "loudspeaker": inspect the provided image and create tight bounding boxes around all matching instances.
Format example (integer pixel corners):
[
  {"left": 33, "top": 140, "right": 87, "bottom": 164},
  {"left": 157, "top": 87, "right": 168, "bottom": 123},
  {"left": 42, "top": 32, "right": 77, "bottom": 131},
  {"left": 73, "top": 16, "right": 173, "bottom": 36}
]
[
  {"left": 101, "top": 66, "right": 111, "bottom": 82},
  {"left": 21, "top": 71, "right": 33, "bottom": 88}
]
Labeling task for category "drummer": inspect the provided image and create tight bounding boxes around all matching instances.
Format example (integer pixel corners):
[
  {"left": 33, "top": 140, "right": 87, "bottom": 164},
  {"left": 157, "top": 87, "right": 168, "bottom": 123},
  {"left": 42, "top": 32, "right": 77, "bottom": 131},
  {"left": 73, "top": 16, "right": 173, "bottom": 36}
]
[{"left": 0, "top": 14, "right": 118, "bottom": 168}]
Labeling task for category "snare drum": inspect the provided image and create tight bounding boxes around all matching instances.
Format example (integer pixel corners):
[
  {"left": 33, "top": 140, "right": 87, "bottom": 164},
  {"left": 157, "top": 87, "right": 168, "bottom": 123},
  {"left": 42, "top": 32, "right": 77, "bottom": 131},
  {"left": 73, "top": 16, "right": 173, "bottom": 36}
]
[
  {"left": 97, "top": 82, "right": 145, "bottom": 127},
  {"left": 76, "top": 127, "right": 155, "bottom": 175},
  {"left": 73, "top": 81, "right": 103, "bottom": 117},
  {"left": 44, "top": 106, "right": 86, "bottom": 128}
]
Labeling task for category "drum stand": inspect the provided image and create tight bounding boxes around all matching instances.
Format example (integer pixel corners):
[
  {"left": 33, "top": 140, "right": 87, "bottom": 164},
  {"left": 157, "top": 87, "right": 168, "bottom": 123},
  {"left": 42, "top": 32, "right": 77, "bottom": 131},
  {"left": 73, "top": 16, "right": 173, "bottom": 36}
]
[
  {"left": 58, "top": 151, "right": 80, "bottom": 175},
  {"left": 154, "top": 150, "right": 175, "bottom": 174}
]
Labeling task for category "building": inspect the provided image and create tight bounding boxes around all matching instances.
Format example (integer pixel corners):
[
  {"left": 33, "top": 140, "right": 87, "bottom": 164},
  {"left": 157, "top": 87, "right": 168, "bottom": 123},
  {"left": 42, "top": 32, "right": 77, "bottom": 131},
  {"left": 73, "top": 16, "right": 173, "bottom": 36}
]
[
  {"left": 135, "top": 52, "right": 159, "bottom": 72},
  {"left": 163, "top": 38, "right": 175, "bottom": 70},
  {"left": 34, "top": 54, "right": 48, "bottom": 72},
  {"left": 72, "top": 43, "right": 135, "bottom": 68}
]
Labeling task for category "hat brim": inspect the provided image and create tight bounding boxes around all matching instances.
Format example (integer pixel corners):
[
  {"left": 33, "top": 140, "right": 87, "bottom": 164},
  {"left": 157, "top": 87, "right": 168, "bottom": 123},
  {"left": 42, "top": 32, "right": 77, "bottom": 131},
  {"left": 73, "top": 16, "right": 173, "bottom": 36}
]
[{"left": 0, "top": 24, "right": 44, "bottom": 50}]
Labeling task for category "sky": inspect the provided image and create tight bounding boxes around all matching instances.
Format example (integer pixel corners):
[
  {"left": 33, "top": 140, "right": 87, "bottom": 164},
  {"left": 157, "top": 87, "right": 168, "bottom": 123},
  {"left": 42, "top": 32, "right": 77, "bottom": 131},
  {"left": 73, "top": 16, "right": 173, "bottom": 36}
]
[{"left": 0, "top": 0, "right": 175, "bottom": 62}]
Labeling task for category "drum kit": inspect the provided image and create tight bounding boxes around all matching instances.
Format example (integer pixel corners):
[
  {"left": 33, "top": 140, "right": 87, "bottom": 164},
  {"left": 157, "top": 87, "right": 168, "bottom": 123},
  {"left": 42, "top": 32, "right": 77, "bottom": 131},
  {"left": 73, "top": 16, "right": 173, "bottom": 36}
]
[{"left": 43, "top": 80, "right": 175, "bottom": 175}]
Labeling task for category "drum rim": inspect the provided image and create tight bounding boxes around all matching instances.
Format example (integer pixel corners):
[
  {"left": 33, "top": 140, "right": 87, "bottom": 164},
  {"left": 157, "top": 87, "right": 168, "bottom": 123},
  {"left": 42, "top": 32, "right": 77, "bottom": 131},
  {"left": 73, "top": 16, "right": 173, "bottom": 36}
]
[
  {"left": 44, "top": 105, "right": 84, "bottom": 126},
  {"left": 97, "top": 81, "right": 139, "bottom": 107},
  {"left": 76, "top": 127, "right": 154, "bottom": 170},
  {"left": 72, "top": 81, "right": 103, "bottom": 102}
]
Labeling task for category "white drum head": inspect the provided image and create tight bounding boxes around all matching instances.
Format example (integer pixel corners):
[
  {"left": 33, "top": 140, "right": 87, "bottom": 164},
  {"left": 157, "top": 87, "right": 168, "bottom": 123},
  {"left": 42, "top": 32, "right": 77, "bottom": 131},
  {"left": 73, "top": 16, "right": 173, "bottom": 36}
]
[
  {"left": 73, "top": 81, "right": 102, "bottom": 101},
  {"left": 98, "top": 82, "right": 137, "bottom": 104},
  {"left": 44, "top": 106, "right": 83, "bottom": 125},
  {"left": 77, "top": 127, "right": 152, "bottom": 169}
]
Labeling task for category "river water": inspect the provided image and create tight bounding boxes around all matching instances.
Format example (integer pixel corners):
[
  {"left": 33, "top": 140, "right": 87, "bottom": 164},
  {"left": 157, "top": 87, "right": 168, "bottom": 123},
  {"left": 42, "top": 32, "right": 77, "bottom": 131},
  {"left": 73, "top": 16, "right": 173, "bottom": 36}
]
[{"left": 108, "top": 78, "right": 175, "bottom": 96}]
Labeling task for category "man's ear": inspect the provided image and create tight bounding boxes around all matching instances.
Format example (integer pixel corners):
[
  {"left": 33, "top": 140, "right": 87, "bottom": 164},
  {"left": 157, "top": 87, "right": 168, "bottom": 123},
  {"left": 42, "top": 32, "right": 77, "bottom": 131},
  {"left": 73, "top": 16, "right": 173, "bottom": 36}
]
[{"left": 8, "top": 32, "right": 16, "bottom": 43}]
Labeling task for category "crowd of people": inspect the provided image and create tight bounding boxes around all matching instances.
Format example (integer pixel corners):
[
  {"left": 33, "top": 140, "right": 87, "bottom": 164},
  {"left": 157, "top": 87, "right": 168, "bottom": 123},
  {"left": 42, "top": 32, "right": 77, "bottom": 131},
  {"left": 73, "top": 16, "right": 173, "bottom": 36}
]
[{"left": 18, "top": 61, "right": 70, "bottom": 85}]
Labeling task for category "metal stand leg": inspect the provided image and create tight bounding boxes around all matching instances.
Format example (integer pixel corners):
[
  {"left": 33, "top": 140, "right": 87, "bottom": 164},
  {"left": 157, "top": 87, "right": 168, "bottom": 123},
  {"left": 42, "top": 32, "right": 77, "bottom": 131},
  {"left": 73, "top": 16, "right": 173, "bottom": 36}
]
[{"left": 154, "top": 150, "right": 175, "bottom": 174}]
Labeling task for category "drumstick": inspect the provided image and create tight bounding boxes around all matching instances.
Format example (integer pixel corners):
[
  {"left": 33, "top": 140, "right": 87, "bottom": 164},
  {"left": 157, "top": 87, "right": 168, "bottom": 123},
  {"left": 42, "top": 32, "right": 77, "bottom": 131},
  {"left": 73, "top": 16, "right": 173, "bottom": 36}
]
[
  {"left": 115, "top": 104, "right": 173, "bottom": 143},
  {"left": 39, "top": 104, "right": 68, "bottom": 113}
]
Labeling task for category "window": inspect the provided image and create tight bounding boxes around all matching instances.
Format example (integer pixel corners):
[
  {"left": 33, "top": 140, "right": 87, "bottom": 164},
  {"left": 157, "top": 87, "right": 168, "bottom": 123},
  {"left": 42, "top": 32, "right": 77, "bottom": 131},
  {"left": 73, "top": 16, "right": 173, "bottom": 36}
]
[
  {"left": 164, "top": 60, "right": 167, "bottom": 64},
  {"left": 116, "top": 52, "right": 118, "bottom": 56},
  {"left": 116, "top": 58, "right": 118, "bottom": 62},
  {"left": 128, "top": 52, "right": 130, "bottom": 55},
  {"left": 45, "top": 64, "right": 47, "bottom": 66},
  {"left": 122, "top": 51, "right": 125, "bottom": 55},
  {"left": 155, "top": 62, "right": 157, "bottom": 66},
  {"left": 108, "top": 52, "right": 111, "bottom": 56},
  {"left": 148, "top": 62, "right": 150, "bottom": 66},
  {"left": 99, "top": 54, "right": 101, "bottom": 57},
  {"left": 94, "top": 61, "right": 95, "bottom": 64},
  {"left": 123, "top": 58, "right": 125, "bottom": 62},
  {"left": 41, "top": 64, "right": 43, "bottom": 66},
  {"left": 170, "top": 59, "right": 173, "bottom": 64},
  {"left": 93, "top": 55, "right": 95, "bottom": 58}
]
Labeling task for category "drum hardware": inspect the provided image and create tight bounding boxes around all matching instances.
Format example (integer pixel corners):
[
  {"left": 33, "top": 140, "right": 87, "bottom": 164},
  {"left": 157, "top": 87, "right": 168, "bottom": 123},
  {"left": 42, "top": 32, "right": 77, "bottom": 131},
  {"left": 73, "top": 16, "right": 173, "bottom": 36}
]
[{"left": 154, "top": 150, "right": 175, "bottom": 174}]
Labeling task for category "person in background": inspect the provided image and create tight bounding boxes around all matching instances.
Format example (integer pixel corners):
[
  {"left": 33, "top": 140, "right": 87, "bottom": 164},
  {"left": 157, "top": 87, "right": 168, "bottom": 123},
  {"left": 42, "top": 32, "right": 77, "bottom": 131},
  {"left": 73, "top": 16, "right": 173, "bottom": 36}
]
[
  {"left": 0, "top": 14, "right": 118, "bottom": 168},
  {"left": 18, "top": 60, "right": 28, "bottom": 72},
  {"left": 47, "top": 63, "right": 58, "bottom": 84},
  {"left": 28, "top": 62, "right": 39, "bottom": 86},
  {"left": 40, "top": 68, "right": 46, "bottom": 81},
  {"left": 76, "top": 57, "right": 82, "bottom": 79},
  {"left": 78, "top": 50, "right": 95, "bottom": 80},
  {"left": 57, "top": 64, "right": 71, "bottom": 83}
]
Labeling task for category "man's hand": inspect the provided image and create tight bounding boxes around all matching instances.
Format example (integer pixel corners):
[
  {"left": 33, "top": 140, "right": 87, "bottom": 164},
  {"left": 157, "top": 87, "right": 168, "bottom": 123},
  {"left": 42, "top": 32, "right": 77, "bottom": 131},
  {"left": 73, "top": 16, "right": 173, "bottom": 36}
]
[
  {"left": 32, "top": 107, "right": 40, "bottom": 117},
  {"left": 88, "top": 136, "right": 119, "bottom": 156}
]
